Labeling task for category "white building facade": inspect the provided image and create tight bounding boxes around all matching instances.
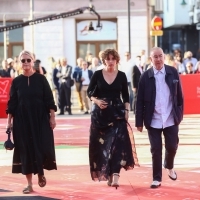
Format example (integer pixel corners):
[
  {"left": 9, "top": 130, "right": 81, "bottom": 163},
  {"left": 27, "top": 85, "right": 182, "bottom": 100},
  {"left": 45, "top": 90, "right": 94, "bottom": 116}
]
[{"left": 0, "top": 0, "right": 152, "bottom": 69}]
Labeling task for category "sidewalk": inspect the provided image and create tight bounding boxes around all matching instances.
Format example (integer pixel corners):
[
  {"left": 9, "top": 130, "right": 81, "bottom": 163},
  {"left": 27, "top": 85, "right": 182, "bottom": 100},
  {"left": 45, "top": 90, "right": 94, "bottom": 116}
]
[{"left": 0, "top": 114, "right": 200, "bottom": 199}]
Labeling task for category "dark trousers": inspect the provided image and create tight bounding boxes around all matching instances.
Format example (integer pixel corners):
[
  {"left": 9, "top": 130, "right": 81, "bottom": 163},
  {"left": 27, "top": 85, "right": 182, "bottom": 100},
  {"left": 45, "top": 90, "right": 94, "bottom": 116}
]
[
  {"left": 59, "top": 83, "right": 71, "bottom": 114},
  {"left": 133, "top": 90, "right": 138, "bottom": 114},
  {"left": 127, "top": 82, "right": 134, "bottom": 111},
  {"left": 147, "top": 125, "right": 179, "bottom": 182}
]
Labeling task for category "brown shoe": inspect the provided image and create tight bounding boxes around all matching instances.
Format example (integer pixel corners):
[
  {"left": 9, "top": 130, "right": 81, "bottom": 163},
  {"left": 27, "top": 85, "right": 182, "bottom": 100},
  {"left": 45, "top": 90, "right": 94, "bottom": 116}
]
[{"left": 38, "top": 175, "right": 46, "bottom": 187}]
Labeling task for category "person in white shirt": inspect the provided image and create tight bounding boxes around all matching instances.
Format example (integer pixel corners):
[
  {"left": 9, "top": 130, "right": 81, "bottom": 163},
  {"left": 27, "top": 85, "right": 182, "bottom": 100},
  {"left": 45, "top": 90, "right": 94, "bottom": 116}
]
[
  {"left": 135, "top": 47, "right": 184, "bottom": 189},
  {"left": 119, "top": 52, "right": 135, "bottom": 111},
  {"left": 96, "top": 50, "right": 105, "bottom": 70}
]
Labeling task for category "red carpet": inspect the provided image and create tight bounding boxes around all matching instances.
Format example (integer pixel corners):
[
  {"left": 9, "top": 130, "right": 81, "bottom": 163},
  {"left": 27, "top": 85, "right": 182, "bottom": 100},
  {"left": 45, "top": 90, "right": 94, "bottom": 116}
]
[
  {"left": 0, "top": 116, "right": 200, "bottom": 199},
  {"left": 0, "top": 165, "right": 200, "bottom": 199}
]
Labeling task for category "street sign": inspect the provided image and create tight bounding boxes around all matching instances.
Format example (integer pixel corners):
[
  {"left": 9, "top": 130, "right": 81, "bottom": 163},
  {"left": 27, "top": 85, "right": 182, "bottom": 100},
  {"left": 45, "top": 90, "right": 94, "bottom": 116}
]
[
  {"left": 196, "top": 23, "right": 200, "bottom": 30},
  {"left": 151, "top": 16, "right": 163, "bottom": 30},
  {"left": 150, "top": 30, "right": 163, "bottom": 36}
]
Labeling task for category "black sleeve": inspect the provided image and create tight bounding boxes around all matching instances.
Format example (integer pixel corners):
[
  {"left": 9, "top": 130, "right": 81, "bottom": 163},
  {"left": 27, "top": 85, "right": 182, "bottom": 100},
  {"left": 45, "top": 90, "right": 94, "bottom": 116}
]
[
  {"left": 43, "top": 76, "right": 57, "bottom": 112},
  {"left": 132, "top": 66, "right": 137, "bottom": 88},
  {"left": 87, "top": 71, "right": 98, "bottom": 99},
  {"left": 121, "top": 72, "right": 129, "bottom": 103},
  {"left": 42, "top": 67, "right": 47, "bottom": 75},
  {"left": 7, "top": 79, "right": 18, "bottom": 115}
]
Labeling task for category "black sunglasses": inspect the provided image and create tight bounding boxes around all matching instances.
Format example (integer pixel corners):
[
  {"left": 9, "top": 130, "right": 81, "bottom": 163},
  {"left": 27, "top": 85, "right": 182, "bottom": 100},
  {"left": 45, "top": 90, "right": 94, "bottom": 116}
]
[{"left": 21, "top": 59, "right": 32, "bottom": 63}]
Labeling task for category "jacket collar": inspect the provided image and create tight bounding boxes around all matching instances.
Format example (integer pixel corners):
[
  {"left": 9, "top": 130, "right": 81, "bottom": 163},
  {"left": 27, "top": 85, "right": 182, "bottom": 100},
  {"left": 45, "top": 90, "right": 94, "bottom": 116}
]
[{"left": 148, "top": 64, "right": 173, "bottom": 78}]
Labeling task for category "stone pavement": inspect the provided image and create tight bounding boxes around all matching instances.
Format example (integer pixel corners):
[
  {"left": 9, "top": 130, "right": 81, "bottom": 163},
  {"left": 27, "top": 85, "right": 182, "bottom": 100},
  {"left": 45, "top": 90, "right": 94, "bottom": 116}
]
[{"left": 0, "top": 113, "right": 200, "bottom": 200}]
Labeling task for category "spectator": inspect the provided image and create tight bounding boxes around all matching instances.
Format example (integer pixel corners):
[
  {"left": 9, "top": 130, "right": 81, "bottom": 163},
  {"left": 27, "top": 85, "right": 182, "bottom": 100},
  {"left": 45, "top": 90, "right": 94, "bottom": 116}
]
[
  {"left": 183, "top": 51, "right": 198, "bottom": 72},
  {"left": 0, "top": 60, "right": 10, "bottom": 77},
  {"left": 119, "top": 51, "right": 135, "bottom": 111},
  {"left": 7, "top": 58, "right": 15, "bottom": 78},
  {"left": 88, "top": 57, "right": 100, "bottom": 73},
  {"left": 186, "top": 62, "right": 194, "bottom": 74},
  {"left": 73, "top": 57, "right": 84, "bottom": 112},
  {"left": 78, "top": 60, "right": 93, "bottom": 114}
]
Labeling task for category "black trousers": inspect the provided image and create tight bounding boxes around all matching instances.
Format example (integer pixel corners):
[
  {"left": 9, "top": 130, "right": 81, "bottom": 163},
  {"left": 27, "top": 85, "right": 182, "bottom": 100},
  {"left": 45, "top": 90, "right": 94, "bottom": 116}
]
[
  {"left": 147, "top": 125, "right": 179, "bottom": 182},
  {"left": 59, "top": 83, "right": 71, "bottom": 114}
]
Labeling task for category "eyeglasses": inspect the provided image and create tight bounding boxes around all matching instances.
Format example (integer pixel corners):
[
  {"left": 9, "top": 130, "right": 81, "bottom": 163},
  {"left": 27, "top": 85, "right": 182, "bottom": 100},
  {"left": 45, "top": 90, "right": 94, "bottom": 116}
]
[{"left": 21, "top": 59, "right": 31, "bottom": 63}]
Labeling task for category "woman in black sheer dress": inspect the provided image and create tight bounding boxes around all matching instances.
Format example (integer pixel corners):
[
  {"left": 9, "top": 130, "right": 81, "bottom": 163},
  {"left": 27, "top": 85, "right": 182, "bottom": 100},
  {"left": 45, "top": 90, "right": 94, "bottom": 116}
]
[
  {"left": 87, "top": 49, "right": 139, "bottom": 189},
  {"left": 6, "top": 50, "right": 57, "bottom": 194}
]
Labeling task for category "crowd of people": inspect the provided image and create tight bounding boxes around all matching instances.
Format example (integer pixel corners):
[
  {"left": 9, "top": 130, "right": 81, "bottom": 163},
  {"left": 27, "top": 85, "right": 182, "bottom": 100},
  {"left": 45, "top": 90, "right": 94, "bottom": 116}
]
[{"left": 0, "top": 48, "right": 199, "bottom": 115}]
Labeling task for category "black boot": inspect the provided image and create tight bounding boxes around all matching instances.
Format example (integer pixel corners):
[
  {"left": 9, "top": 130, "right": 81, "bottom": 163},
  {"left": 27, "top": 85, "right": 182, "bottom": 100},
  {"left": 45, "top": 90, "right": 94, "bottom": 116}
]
[{"left": 68, "top": 107, "right": 72, "bottom": 115}]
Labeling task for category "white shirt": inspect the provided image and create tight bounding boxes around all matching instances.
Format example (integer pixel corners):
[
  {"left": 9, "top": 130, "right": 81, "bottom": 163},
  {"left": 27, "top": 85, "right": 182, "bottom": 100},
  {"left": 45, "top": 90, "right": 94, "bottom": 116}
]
[
  {"left": 119, "top": 59, "right": 135, "bottom": 82},
  {"left": 150, "top": 66, "right": 174, "bottom": 129},
  {"left": 61, "top": 66, "right": 66, "bottom": 76},
  {"left": 82, "top": 69, "right": 90, "bottom": 85},
  {"left": 96, "top": 64, "right": 105, "bottom": 70}
]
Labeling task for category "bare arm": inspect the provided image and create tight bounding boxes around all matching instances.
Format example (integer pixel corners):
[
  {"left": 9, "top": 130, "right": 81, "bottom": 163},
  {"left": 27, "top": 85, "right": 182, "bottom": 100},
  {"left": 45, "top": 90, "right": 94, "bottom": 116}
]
[{"left": 6, "top": 114, "right": 13, "bottom": 128}]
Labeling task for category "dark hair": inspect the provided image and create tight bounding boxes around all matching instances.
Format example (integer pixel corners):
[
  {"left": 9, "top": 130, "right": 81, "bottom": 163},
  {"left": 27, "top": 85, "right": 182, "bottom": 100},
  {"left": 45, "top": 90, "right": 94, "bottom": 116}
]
[
  {"left": 101, "top": 49, "right": 120, "bottom": 65},
  {"left": 35, "top": 59, "right": 41, "bottom": 64},
  {"left": 33, "top": 61, "right": 40, "bottom": 73}
]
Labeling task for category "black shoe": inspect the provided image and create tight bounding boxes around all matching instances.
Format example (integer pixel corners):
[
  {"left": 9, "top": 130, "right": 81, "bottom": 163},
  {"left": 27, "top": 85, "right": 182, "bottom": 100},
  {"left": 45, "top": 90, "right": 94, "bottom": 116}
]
[
  {"left": 84, "top": 111, "right": 89, "bottom": 114},
  {"left": 58, "top": 113, "right": 64, "bottom": 115},
  {"left": 68, "top": 112, "right": 72, "bottom": 115},
  {"left": 150, "top": 181, "right": 161, "bottom": 188}
]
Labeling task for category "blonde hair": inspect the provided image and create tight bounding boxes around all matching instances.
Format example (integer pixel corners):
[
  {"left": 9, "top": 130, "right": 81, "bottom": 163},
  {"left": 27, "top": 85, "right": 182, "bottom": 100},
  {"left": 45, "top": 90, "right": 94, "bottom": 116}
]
[{"left": 19, "top": 50, "right": 34, "bottom": 61}]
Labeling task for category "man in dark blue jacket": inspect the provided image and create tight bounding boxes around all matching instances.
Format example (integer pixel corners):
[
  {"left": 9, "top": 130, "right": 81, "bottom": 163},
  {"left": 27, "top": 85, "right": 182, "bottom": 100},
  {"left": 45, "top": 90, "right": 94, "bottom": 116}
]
[
  {"left": 77, "top": 60, "right": 93, "bottom": 114},
  {"left": 135, "top": 47, "right": 184, "bottom": 189}
]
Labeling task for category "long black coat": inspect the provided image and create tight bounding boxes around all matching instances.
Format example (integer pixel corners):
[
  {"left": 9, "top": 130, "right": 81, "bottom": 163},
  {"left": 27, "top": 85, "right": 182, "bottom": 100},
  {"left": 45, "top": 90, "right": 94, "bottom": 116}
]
[{"left": 135, "top": 65, "right": 184, "bottom": 129}]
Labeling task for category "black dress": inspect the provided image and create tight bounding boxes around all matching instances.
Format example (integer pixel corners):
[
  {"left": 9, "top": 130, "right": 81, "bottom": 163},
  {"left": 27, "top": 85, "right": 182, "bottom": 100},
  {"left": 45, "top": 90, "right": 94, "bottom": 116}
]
[
  {"left": 7, "top": 73, "right": 57, "bottom": 175},
  {"left": 87, "top": 70, "right": 139, "bottom": 181}
]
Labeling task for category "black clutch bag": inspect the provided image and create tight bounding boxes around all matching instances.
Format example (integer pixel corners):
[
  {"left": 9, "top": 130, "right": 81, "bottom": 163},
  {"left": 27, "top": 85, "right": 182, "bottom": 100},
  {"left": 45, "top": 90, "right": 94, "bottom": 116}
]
[{"left": 4, "top": 128, "right": 15, "bottom": 150}]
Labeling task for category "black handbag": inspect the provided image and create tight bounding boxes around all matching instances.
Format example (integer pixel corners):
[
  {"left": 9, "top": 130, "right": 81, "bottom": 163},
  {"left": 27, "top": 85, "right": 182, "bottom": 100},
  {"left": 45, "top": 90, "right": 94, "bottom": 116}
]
[{"left": 4, "top": 128, "right": 15, "bottom": 150}]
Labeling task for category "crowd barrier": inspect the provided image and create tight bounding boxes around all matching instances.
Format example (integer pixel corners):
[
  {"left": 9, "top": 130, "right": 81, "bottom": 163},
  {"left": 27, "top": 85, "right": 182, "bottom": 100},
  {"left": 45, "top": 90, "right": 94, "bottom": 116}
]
[
  {"left": 180, "top": 74, "right": 200, "bottom": 114},
  {"left": 0, "top": 75, "right": 200, "bottom": 118},
  {"left": 0, "top": 78, "right": 12, "bottom": 118}
]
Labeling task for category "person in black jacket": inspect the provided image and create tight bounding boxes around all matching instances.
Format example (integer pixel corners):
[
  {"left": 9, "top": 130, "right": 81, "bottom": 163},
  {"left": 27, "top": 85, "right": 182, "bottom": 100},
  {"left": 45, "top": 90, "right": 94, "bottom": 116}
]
[
  {"left": 132, "top": 55, "right": 143, "bottom": 113},
  {"left": 135, "top": 47, "right": 184, "bottom": 189}
]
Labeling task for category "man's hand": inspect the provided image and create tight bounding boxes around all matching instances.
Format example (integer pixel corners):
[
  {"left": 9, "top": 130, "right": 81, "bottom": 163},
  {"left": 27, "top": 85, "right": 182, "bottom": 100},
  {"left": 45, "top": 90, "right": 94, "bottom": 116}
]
[{"left": 137, "top": 127, "right": 143, "bottom": 132}]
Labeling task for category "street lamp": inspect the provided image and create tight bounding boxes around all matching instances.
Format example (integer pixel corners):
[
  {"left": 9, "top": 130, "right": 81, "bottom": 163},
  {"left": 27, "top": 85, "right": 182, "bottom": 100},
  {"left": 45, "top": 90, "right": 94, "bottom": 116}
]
[
  {"left": 128, "top": 0, "right": 131, "bottom": 54},
  {"left": 180, "top": 0, "right": 187, "bottom": 5}
]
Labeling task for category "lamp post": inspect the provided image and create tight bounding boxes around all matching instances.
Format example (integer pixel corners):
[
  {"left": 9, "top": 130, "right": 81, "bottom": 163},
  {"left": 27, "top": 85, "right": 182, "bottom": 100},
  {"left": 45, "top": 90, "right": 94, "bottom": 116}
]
[
  {"left": 180, "top": 0, "right": 187, "bottom": 5},
  {"left": 3, "top": 14, "right": 7, "bottom": 59},
  {"left": 30, "top": 0, "right": 34, "bottom": 53},
  {"left": 128, "top": 0, "right": 131, "bottom": 54}
]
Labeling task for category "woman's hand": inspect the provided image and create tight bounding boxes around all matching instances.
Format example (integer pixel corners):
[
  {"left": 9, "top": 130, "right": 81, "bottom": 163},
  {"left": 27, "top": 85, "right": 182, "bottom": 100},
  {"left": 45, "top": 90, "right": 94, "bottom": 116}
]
[
  {"left": 96, "top": 99, "right": 108, "bottom": 109},
  {"left": 91, "top": 97, "right": 108, "bottom": 109},
  {"left": 50, "top": 115, "right": 56, "bottom": 130},
  {"left": 6, "top": 122, "right": 12, "bottom": 129},
  {"left": 125, "top": 110, "right": 129, "bottom": 121}
]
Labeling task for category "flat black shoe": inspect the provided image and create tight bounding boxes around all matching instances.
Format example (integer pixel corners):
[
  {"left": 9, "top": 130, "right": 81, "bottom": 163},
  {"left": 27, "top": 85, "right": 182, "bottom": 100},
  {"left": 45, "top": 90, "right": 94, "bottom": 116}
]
[
  {"left": 84, "top": 111, "right": 89, "bottom": 114},
  {"left": 58, "top": 113, "right": 64, "bottom": 115}
]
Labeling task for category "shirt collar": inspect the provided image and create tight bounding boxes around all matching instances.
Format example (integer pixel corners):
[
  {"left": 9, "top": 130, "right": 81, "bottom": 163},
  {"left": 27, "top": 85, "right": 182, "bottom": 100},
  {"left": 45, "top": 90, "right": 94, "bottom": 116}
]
[{"left": 153, "top": 65, "right": 165, "bottom": 75}]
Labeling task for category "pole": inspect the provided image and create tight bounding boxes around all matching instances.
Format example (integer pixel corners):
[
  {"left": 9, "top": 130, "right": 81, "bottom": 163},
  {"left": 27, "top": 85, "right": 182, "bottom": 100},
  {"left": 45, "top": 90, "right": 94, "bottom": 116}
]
[
  {"left": 3, "top": 14, "right": 7, "bottom": 59},
  {"left": 154, "top": 36, "right": 158, "bottom": 47},
  {"left": 30, "top": 0, "right": 34, "bottom": 53},
  {"left": 128, "top": 0, "right": 131, "bottom": 53}
]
